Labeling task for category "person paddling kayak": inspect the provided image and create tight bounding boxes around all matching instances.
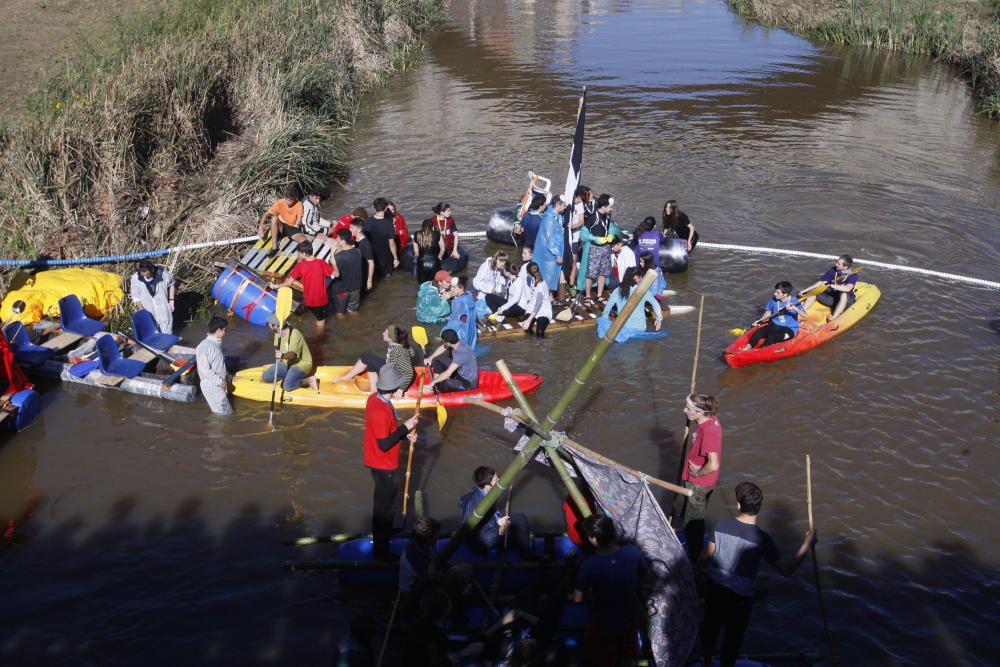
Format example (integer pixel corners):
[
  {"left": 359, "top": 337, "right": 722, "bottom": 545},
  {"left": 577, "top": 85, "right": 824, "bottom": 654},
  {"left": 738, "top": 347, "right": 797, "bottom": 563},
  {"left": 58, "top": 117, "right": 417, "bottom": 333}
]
[
  {"left": 740, "top": 281, "right": 808, "bottom": 351},
  {"left": 799, "top": 254, "right": 858, "bottom": 322}
]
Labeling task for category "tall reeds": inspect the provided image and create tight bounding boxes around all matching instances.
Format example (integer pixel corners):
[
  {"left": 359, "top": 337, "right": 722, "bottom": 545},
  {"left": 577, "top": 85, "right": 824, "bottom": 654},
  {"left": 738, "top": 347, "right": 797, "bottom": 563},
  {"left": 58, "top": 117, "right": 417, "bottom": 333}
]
[
  {"left": 726, "top": 0, "right": 1000, "bottom": 118},
  {"left": 0, "top": 0, "right": 441, "bottom": 289}
]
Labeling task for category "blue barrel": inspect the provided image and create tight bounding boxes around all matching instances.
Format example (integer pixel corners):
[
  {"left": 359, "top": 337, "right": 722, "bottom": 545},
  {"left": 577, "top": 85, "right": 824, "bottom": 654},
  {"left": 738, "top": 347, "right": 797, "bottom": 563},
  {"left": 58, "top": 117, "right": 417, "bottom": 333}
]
[
  {"left": 211, "top": 267, "right": 277, "bottom": 328},
  {"left": 5, "top": 389, "right": 40, "bottom": 432}
]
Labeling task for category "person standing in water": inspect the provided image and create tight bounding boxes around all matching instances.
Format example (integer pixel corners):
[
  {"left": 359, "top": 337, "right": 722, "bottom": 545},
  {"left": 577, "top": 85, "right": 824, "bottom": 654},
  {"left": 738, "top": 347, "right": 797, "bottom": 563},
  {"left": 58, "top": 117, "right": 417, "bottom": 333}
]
[{"left": 196, "top": 316, "right": 232, "bottom": 415}]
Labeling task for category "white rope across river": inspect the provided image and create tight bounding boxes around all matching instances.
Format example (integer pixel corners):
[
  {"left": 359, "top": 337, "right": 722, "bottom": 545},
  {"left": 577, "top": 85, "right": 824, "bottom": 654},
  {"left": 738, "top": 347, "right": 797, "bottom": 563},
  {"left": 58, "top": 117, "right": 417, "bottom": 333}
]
[{"left": 0, "top": 231, "right": 995, "bottom": 290}]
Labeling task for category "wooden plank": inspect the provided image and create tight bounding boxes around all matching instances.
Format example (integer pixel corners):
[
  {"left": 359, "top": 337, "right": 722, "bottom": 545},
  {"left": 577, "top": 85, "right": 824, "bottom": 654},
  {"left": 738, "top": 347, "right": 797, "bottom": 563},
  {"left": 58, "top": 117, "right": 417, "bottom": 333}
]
[
  {"left": 128, "top": 348, "right": 156, "bottom": 364},
  {"left": 41, "top": 332, "right": 83, "bottom": 350},
  {"left": 95, "top": 374, "right": 126, "bottom": 387}
]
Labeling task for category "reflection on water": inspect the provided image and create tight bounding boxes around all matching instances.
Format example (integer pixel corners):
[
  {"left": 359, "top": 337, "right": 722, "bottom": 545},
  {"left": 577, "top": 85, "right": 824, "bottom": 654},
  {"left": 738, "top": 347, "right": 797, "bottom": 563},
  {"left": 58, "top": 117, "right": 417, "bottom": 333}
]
[{"left": 2, "top": 0, "right": 998, "bottom": 664}]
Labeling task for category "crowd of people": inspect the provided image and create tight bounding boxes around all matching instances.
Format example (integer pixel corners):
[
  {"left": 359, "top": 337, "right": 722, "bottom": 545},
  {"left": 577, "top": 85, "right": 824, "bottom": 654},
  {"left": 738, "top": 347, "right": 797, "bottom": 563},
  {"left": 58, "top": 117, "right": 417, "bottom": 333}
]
[{"left": 113, "top": 186, "right": 857, "bottom": 666}]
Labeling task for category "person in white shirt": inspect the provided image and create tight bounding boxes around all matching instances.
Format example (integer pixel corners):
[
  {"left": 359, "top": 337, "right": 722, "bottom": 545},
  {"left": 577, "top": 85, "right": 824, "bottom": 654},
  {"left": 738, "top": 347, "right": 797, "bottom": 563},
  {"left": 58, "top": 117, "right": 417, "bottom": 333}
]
[
  {"left": 300, "top": 188, "right": 330, "bottom": 239},
  {"left": 494, "top": 262, "right": 553, "bottom": 337},
  {"left": 608, "top": 235, "right": 636, "bottom": 289},
  {"left": 130, "top": 259, "right": 175, "bottom": 334},
  {"left": 196, "top": 316, "right": 232, "bottom": 415},
  {"left": 472, "top": 250, "right": 514, "bottom": 313}
]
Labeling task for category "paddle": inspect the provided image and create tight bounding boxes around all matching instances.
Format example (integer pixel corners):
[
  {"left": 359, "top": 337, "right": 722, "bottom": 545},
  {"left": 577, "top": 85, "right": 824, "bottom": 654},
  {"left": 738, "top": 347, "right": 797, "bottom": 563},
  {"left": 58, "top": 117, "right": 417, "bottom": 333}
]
[
  {"left": 807, "top": 454, "right": 837, "bottom": 665},
  {"left": 410, "top": 325, "right": 448, "bottom": 429},
  {"left": 162, "top": 360, "right": 195, "bottom": 387},
  {"left": 401, "top": 375, "right": 425, "bottom": 520},
  {"left": 729, "top": 299, "right": 807, "bottom": 337},
  {"left": 267, "top": 287, "right": 294, "bottom": 430}
]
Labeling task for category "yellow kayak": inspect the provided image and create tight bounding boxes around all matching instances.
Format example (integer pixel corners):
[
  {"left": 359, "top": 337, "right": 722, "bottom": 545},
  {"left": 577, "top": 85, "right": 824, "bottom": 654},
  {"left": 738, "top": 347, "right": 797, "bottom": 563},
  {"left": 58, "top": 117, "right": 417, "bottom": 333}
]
[{"left": 231, "top": 365, "right": 542, "bottom": 409}]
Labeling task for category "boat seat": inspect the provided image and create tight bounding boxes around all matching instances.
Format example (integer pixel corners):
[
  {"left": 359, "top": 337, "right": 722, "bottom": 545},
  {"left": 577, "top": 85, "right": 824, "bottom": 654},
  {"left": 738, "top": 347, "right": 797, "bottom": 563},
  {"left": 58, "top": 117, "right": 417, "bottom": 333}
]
[
  {"left": 3, "top": 322, "right": 55, "bottom": 366},
  {"left": 58, "top": 295, "right": 104, "bottom": 337},
  {"left": 131, "top": 310, "right": 179, "bottom": 351},
  {"left": 96, "top": 335, "right": 146, "bottom": 379}
]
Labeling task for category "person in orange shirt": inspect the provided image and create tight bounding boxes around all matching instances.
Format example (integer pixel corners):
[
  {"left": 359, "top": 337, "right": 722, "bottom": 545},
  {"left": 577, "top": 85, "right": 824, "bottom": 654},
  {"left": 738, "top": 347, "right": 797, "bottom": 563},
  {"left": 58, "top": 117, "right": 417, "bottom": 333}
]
[{"left": 258, "top": 186, "right": 306, "bottom": 257}]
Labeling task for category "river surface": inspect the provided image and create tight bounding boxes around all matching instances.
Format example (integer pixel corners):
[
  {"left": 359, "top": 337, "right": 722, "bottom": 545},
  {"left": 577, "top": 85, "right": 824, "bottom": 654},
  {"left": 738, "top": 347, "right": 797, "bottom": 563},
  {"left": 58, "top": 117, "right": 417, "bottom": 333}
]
[{"left": 2, "top": 1, "right": 998, "bottom": 665}]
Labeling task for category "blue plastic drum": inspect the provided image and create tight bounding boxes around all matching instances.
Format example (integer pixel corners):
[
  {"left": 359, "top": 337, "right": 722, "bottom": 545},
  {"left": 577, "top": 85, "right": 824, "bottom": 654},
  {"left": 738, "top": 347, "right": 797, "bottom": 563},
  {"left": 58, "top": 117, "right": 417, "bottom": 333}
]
[
  {"left": 211, "top": 267, "right": 277, "bottom": 328},
  {"left": 6, "top": 389, "right": 40, "bottom": 432}
]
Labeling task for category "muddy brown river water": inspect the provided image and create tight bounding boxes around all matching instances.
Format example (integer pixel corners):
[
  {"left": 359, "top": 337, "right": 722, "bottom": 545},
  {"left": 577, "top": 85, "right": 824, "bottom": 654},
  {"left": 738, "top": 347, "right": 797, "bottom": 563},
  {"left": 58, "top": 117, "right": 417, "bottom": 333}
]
[{"left": 2, "top": 1, "right": 998, "bottom": 665}]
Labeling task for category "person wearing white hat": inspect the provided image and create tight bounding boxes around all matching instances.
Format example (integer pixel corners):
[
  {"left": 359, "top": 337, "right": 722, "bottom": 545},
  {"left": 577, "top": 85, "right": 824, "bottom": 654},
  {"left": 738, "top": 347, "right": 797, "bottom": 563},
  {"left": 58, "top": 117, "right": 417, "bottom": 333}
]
[{"left": 363, "top": 364, "right": 419, "bottom": 559}]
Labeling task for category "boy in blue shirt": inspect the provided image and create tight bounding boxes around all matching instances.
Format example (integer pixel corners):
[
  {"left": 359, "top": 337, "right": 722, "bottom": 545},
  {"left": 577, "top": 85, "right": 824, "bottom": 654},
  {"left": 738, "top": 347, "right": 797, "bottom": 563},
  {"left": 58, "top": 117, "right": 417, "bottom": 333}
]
[{"left": 741, "top": 281, "right": 808, "bottom": 350}]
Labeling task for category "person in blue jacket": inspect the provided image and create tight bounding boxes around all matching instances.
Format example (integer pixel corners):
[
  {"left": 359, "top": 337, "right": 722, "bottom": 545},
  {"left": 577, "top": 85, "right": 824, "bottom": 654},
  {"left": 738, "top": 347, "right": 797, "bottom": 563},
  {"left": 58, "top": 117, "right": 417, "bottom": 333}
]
[
  {"left": 741, "top": 281, "right": 808, "bottom": 350},
  {"left": 441, "top": 277, "right": 477, "bottom": 350},
  {"left": 596, "top": 266, "right": 663, "bottom": 343},
  {"left": 516, "top": 194, "right": 547, "bottom": 248},
  {"left": 533, "top": 195, "right": 569, "bottom": 302},
  {"left": 458, "top": 466, "right": 534, "bottom": 559}
]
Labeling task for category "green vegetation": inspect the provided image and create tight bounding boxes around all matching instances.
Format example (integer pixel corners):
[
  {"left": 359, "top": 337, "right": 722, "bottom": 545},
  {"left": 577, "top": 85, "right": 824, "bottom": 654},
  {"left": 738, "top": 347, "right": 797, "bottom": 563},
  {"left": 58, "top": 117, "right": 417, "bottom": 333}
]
[
  {"left": 727, "top": 0, "right": 1000, "bottom": 117},
  {"left": 0, "top": 0, "right": 442, "bottom": 288}
]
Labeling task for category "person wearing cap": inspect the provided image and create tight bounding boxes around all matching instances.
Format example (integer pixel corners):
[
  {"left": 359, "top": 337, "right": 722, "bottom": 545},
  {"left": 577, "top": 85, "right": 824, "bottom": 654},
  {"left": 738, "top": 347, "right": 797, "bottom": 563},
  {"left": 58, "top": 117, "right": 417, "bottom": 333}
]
[
  {"left": 196, "top": 316, "right": 232, "bottom": 415},
  {"left": 334, "top": 325, "right": 416, "bottom": 397},
  {"left": 262, "top": 315, "right": 317, "bottom": 392},
  {"left": 364, "top": 364, "right": 419, "bottom": 559},
  {"left": 672, "top": 393, "right": 723, "bottom": 559},
  {"left": 425, "top": 329, "right": 478, "bottom": 392},
  {"left": 416, "top": 270, "right": 457, "bottom": 324},
  {"left": 130, "top": 259, "right": 176, "bottom": 334},
  {"left": 576, "top": 194, "right": 620, "bottom": 305},
  {"left": 534, "top": 195, "right": 568, "bottom": 302}
]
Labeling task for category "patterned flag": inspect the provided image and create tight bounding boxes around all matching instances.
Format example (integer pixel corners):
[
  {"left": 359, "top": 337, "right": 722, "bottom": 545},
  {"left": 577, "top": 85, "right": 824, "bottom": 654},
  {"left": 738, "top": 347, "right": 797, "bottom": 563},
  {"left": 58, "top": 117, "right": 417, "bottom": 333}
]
[
  {"left": 568, "top": 445, "right": 699, "bottom": 667},
  {"left": 561, "top": 88, "right": 586, "bottom": 203}
]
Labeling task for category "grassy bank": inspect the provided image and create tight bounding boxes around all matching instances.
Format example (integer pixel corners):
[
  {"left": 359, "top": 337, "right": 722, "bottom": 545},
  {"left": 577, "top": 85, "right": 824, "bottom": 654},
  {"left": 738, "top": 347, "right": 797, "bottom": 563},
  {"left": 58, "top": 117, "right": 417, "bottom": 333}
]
[
  {"left": 726, "top": 0, "right": 1000, "bottom": 117},
  {"left": 0, "top": 0, "right": 442, "bottom": 288}
]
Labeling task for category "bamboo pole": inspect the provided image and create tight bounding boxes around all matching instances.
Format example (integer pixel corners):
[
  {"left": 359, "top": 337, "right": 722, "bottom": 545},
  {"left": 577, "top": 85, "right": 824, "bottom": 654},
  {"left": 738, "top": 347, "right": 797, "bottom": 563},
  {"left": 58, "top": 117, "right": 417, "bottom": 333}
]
[
  {"left": 806, "top": 455, "right": 837, "bottom": 665},
  {"left": 464, "top": 398, "right": 692, "bottom": 497},
  {"left": 494, "top": 360, "right": 592, "bottom": 516},
  {"left": 434, "top": 270, "right": 661, "bottom": 569},
  {"left": 675, "top": 293, "right": 705, "bottom": 487},
  {"left": 402, "top": 376, "right": 425, "bottom": 518}
]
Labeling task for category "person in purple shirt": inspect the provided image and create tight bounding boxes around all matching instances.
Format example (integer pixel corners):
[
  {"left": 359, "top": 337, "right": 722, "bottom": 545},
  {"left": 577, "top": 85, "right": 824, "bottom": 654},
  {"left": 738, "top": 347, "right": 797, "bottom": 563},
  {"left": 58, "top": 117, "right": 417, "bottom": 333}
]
[
  {"left": 799, "top": 254, "right": 859, "bottom": 321},
  {"left": 633, "top": 216, "right": 663, "bottom": 269}
]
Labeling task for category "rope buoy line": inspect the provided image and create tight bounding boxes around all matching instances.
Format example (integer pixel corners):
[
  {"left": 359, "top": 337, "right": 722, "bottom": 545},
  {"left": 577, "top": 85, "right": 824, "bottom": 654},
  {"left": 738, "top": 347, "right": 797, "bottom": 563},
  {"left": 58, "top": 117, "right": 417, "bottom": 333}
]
[
  {"left": 0, "top": 232, "right": 994, "bottom": 290},
  {"left": 698, "top": 241, "right": 1000, "bottom": 290}
]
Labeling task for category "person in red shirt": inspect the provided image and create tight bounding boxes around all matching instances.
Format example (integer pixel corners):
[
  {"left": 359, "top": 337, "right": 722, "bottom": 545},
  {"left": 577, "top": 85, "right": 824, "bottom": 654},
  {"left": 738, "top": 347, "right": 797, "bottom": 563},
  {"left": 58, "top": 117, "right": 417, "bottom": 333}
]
[
  {"left": 364, "top": 365, "right": 419, "bottom": 560},
  {"left": 387, "top": 201, "right": 409, "bottom": 247},
  {"left": 331, "top": 206, "right": 368, "bottom": 239},
  {"left": 270, "top": 241, "right": 334, "bottom": 327},
  {"left": 672, "top": 393, "right": 723, "bottom": 559}
]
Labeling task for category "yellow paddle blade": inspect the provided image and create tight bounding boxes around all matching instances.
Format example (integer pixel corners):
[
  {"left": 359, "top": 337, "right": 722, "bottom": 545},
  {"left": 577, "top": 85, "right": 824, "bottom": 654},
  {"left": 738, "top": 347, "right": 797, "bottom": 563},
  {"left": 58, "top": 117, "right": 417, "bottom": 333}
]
[
  {"left": 276, "top": 286, "right": 294, "bottom": 325},
  {"left": 729, "top": 328, "right": 746, "bottom": 336},
  {"left": 436, "top": 402, "right": 448, "bottom": 430},
  {"left": 555, "top": 307, "right": 574, "bottom": 322},
  {"left": 411, "top": 326, "right": 429, "bottom": 350}
]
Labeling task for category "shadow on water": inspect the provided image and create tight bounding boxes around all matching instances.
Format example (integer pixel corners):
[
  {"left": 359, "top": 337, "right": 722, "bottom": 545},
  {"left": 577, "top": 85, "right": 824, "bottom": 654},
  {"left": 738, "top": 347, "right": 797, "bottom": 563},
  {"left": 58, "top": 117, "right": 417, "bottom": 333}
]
[{"left": 1, "top": 490, "right": 997, "bottom": 664}]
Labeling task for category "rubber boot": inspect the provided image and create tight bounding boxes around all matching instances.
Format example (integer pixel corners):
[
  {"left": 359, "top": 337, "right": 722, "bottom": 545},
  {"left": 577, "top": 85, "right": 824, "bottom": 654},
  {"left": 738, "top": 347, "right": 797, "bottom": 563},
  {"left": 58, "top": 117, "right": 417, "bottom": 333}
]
[{"left": 556, "top": 281, "right": 568, "bottom": 306}]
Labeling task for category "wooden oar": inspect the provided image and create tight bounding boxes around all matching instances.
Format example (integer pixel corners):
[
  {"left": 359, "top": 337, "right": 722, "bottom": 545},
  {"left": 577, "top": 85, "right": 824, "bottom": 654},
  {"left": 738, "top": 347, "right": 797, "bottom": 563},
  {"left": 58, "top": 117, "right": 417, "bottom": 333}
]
[
  {"left": 267, "top": 287, "right": 294, "bottom": 431},
  {"left": 401, "top": 375, "right": 425, "bottom": 520},
  {"left": 807, "top": 454, "right": 837, "bottom": 665},
  {"left": 410, "top": 326, "right": 448, "bottom": 429},
  {"left": 674, "top": 294, "right": 704, "bottom": 490}
]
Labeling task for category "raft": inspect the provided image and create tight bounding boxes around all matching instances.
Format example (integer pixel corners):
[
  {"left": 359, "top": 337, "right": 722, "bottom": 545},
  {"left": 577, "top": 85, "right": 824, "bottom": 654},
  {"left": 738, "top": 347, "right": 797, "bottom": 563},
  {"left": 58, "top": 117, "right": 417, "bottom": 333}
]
[
  {"left": 231, "top": 365, "right": 541, "bottom": 409},
  {"left": 723, "top": 282, "right": 881, "bottom": 368},
  {"left": 211, "top": 263, "right": 281, "bottom": 328},
  {"left": 488, "top": 208, "right": 690, "bottom": 272},
  {"left": 479, "top": 302, "right": 694, "bottom": 339}
]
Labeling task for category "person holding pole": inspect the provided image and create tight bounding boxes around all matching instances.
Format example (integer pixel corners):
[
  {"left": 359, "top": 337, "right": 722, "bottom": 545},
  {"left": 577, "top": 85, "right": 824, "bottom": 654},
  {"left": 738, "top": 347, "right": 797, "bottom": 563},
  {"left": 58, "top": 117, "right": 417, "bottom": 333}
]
[
  {"left": 672, "top": 393, "right": 722, "bottom": 558},
  {"left": 457, "top": 466, "right": 534, "bottom": 560},
  {"left": 698, "top": 481, "right": 816, "bottom": 667},
  {"left": 363, "top": 365, "right": 419, "bottom": 560}
]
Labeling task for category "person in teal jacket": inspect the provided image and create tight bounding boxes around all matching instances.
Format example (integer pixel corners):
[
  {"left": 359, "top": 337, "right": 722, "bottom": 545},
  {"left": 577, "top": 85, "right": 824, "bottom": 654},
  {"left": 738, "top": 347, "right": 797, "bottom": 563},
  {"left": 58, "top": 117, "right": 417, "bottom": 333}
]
[
  {"left": 576, "top": 194, "right": 620, "bottom": 302},
  {"left": 416, "top": 270, "right": 454, "bottom": 324},
  {"left": 596, "top": 267, "right": 663, "bottom": 343}
]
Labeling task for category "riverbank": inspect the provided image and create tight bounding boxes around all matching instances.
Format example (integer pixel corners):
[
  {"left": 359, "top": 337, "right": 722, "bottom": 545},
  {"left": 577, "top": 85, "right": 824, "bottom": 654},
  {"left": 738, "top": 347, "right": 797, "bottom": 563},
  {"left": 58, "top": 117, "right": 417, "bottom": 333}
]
[
  {"left": 0, "top": 0, "right": 442, "bottom": 289},
  {"left": 726, "top": 0, "right": 1000, "bottom": 117}
]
